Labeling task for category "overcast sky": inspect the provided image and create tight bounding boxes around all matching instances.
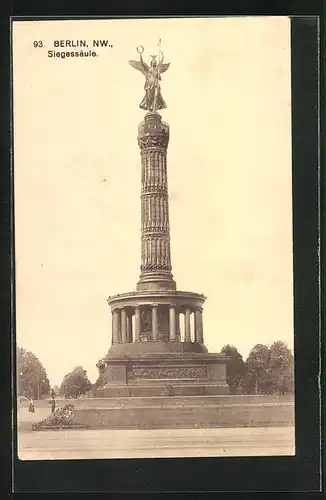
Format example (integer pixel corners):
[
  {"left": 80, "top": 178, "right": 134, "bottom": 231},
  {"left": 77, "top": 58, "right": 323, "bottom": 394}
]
[{"left": 13, "top": 17, "right": 293, "bottom": 386}]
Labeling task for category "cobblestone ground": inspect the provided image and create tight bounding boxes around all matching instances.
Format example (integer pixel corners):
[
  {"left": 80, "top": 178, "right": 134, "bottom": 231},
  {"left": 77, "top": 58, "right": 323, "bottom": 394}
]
[{"left": 17, "top": 422, "right": 295, "bottom": 460}]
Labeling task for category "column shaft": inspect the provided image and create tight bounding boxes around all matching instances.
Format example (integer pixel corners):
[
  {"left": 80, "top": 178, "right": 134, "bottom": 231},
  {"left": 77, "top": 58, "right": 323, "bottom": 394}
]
[
  {"left": 176, "top": 312, "right": 180, "bottom": 338},
  {"left": 134, "top": 307, "right": 141, "bottom": 342},
  {"left": 193, "top": 311, "right": 197, "bottom": 343},
  {"left": 137, "top": 113, "right": 176, "bottom": 291},
  {"left": 169, "top": 306, "right": 176, "bottom": 341},
  {"left": 152, "top": 305, "right": 158, "bottom": 341},
  {"left": 115, "top": 309, "right": 121, "bottom": 343},
  {"left": 127, "top": 313, "right": 133, "bottom": 343},
  {"left": 184, "top": 309, "right": 191, "bottom": 342},
  {"left": 121, "top": 309, "right": 127, "bottom": 343},
  {"left": 199, "top": 310, "right": 204, "bottom": 343},
  {"left": 111, "top": 310, "right": 118, "bottom": 344},
  {"left": 195, "top": 309, "right": 203, "bottom": 343}
]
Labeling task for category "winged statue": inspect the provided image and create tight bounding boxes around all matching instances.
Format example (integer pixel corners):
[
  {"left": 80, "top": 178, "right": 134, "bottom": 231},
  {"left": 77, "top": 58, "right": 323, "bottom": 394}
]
[{"left": 128, "top": 41, "right": 170, "bottom": 112}]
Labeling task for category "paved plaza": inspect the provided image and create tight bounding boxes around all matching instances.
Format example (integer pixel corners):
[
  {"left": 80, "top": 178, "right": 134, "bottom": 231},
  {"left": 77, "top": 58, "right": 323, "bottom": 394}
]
[
  {"left": 18, "top": 426, "right": 295, "bottom": 460},
  {"left": 17, "top": 406, "right": 295, "bottom": 460}
]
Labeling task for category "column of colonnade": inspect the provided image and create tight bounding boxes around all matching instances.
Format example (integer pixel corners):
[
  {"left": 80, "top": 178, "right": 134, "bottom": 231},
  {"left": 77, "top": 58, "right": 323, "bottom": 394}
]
[{"left": 111, "top": 306, "right": 204, "bottom": 345}]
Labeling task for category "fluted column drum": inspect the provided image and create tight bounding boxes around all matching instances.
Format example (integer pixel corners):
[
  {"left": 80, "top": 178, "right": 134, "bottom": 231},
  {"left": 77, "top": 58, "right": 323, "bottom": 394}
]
[{"left": 137, "top": 112, "right": 176, "bottom": 291}]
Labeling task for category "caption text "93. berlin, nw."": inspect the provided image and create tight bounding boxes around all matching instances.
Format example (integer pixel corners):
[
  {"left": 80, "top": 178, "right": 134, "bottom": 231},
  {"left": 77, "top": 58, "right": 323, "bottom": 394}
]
[{"left": 33, "top": 39, "right": 113, "bottom": 59}]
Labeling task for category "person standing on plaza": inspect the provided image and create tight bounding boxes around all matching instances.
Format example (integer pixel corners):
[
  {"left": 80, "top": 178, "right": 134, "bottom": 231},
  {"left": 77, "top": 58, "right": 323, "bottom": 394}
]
[
  {"left": 28, "top": 398, "right": 35, "bottom": 413},
  {"left": 49, "top": 396, "right": 56, "bottom": 414}
]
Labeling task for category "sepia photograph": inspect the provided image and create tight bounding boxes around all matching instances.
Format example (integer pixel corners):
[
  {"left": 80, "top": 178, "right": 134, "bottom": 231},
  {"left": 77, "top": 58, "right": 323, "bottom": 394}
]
[{"left": 13, "top": 16, "right": 295, "bottom": 461}]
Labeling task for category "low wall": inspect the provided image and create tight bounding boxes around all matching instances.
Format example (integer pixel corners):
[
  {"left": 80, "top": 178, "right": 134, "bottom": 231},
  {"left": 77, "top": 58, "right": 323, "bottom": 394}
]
[
  {"left": 72, "top": 396, "right": 294, "bottom": 430},
  {"left": 29, "top": 394, "right": 294, "bottom": 409},
  {"left": 18, "top": 395, "right": 294, "bottom": 431}
]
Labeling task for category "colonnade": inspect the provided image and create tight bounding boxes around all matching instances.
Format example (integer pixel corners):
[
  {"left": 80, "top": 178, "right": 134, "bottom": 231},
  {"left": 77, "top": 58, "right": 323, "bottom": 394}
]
[{"left": 111, "top": 305, "right": 204, "bottom": 344}]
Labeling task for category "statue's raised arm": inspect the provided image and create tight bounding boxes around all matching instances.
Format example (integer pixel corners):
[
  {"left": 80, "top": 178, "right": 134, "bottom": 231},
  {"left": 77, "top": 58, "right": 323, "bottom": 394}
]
[
  {"left": 128, "top": 49, "right": 149, "bottom": 76},
  {"left": 128, "top": 42, "right": 170, "bottom": 112},
  {"left": 157, "top": 48, "right": 170, "bottom": 76}
]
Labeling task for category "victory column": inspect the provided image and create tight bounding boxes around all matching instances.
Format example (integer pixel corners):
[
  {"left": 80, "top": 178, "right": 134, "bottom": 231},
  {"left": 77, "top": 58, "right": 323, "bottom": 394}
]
[{"left": 97, "top": 41, "right": 228, "bottom": 397}]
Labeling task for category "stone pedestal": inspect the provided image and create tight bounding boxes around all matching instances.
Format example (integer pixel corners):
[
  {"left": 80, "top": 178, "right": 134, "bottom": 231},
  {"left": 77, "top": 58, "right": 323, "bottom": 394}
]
[{"left": 98, "top": 335, "right": 228, "bottom": 397}]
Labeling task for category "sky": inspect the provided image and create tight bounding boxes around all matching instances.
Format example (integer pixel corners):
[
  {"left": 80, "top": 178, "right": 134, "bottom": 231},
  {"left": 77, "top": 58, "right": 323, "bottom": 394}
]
[{"left": 13, "top": 17, "right": 293, "bottom": 386}]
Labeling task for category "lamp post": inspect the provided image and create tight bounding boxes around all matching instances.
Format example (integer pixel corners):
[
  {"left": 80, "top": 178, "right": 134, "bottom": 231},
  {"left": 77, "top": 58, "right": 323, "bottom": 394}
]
[
  {"left": 37, "top": 378, "right": 45, "bottom": 400},
  {"left": 19, "top": 371, "right": 23, "bottom": 397}
]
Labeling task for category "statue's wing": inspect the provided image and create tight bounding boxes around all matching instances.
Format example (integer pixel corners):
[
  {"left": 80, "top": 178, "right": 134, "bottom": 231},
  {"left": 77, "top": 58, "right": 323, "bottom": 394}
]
[
  {"left": 128, "top": 59, "right": 149, "bottom": 75},
  {"left": 158, "top": 62, "right": 170, "bottom": 74}
]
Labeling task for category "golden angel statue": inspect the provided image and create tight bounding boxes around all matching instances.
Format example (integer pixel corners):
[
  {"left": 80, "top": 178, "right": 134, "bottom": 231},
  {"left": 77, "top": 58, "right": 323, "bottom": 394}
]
[{"left": 128, "top": 40, "right": 170, "bottom": 112}]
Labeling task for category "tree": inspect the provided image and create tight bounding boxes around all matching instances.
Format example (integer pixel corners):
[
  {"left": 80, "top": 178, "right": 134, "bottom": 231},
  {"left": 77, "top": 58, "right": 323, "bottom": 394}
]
[
  {"left": 243, "top": 342, "right": 294, "bottom": 395},
  {"left": 243, "top": 344, "right": 273, "bottom": 394},
  {"left": 269, "top": 341, "right": 294, "bottom": 394},
  {"left": 17, "top": 347, "right": 51, "bottom": 400},
  {"left": 60, "top": 366, "right": 92, "bottom": 399},
  {"left": 221, "top": 344, "right": 246, "bottom": 394},
  {"left": 92, "top": 373, "right": 106, "bottom": 395},
  {"left": 52, "top": 385, "right": 60, "bottom": 396}
]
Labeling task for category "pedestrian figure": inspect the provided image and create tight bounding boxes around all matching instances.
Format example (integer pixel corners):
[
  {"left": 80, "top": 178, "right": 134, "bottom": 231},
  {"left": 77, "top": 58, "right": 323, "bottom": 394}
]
[
  {"left": 28, "top": 399, "right": 35, "bottom": 413},
  {"left": 49, "top": 398, "right": 56, "bottom": 414}
]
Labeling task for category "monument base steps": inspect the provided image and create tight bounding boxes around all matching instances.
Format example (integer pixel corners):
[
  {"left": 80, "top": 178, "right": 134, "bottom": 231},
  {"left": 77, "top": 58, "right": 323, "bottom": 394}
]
[{"left": 71, "top": 395, "right": 294, "bottom": 430}]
